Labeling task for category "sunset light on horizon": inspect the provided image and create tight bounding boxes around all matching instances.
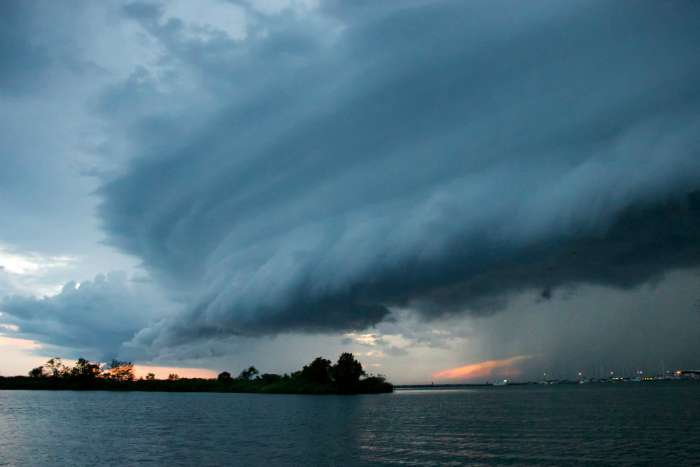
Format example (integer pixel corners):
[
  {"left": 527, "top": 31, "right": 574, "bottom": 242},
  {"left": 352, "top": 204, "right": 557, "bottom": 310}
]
[
  {"left": 133, "top": 365, "right": 218, "bottom": 380},
  {"left": 432, "top": 356, "right": 532, "bottom": 382}
]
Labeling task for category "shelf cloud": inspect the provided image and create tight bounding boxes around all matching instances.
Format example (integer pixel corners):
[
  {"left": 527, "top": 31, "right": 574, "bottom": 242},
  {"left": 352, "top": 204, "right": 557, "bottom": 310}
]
[
  {"left": 1, "top": 0, "right": 699, "bottom": 364},
  {"left": 96, "top": 1, "right": 700, "bottom": 350}
]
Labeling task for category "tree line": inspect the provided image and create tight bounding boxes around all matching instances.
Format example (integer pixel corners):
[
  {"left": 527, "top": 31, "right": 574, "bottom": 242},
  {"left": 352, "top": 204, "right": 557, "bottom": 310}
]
[
  {"left": 29, "top": 358, "right": 136, "bottom": 382},
  {"left": 0, "top": 352, "right": 392, "bottom": 394}
]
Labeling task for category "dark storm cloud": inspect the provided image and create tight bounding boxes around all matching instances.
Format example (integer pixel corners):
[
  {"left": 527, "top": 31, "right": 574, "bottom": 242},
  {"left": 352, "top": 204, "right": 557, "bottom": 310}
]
[
  {"left": 1, "top": 273, "right": 166, "bottom": 360},
  {"left": 93, "top": 1, "right": 700, "bottom": 349},
  {"left": 460, "top": 269, "right": 700, "bottom": 381},
  {"left": 405, "top": 194, "right": 700, "bottom": 316},
  {"left": 0, "top": 1, "right": 103, "bottom": 97},
  {"left": 0, "top": 2, "right": 52, "bottom": 96}
]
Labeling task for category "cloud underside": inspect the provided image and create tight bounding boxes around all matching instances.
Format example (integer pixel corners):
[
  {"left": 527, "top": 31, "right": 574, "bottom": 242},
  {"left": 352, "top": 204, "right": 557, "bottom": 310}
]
[
  {"left": 94, "top": 1, "right": 700, "bottom": 349},
  {"left": 0, "top": 273, "right": 165, "bottom": 359},
  {"left": 4, "top": 1, "right": 699, "bottom": 358}
]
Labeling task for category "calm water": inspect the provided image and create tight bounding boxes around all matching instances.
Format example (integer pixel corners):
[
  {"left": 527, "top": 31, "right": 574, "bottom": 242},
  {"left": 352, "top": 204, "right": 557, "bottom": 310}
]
[{"left": 1, "top": 383, "right": 699, "bottom": 466}]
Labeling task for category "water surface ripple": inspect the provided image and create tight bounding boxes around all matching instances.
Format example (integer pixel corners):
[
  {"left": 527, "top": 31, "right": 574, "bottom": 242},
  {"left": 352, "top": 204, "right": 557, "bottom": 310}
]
[{"left": 1, "top": 383, "right": 698, "bottom": 466}]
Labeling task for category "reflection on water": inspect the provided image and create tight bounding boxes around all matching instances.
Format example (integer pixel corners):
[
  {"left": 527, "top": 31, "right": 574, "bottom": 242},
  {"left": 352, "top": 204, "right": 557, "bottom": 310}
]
[{"left": 1, "top": 383, "right": 699, "bottom": 466}]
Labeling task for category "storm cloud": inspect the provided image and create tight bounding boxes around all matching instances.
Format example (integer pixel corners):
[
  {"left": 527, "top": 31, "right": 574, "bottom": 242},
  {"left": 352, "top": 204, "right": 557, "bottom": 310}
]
[
  {"left": 0, "top": 0, "right": 698, "bottom": 367},
  {"left": 90, "top": 0, "right": 700, "bottom": 350},
  {"left": 1, "top": 272, "right": 168, "bottom": 360}
]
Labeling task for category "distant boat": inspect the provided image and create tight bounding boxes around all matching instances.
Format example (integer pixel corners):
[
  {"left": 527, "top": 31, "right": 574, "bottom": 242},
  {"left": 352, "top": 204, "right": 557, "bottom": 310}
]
[{"left": 492, "top": 379, "right": 509, "bottom": 386}]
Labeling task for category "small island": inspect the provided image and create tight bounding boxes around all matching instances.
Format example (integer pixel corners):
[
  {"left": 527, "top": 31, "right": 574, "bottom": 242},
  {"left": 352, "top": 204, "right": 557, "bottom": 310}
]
[{"left": 0, "top": 352, "right": 393, "bottom": 395}]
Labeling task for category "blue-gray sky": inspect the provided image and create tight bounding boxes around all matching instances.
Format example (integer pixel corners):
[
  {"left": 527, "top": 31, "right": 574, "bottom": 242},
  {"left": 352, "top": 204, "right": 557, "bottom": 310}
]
[{"left": 1, "top": 0, "right": 699, "bottom": 383}]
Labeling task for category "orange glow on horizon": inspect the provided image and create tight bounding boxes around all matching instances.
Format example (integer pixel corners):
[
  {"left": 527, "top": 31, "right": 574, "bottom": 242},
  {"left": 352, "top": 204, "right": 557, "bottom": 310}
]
[
  {"left": 432, "top": 355, "right": 532, "bottom": 381},
  {"left": 0, "top": 335, "right": 216, "bottom": 379},
  {"left": 133, "top": 365, "right": 218, "bottom": 380},
  {"left": 0, "top": 335, "right": 42, "bottom": 350}
]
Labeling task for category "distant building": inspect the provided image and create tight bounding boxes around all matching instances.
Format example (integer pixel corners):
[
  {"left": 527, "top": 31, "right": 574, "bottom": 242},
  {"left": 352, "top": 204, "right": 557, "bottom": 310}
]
[{"left": 675, "top": 370, "right": 700, "bottom": 380}]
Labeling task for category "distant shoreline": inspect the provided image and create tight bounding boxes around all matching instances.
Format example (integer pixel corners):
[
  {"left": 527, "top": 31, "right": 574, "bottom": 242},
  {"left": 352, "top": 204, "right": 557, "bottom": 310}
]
[
  {"left": 4, "top": 378, "right": 696, "bottom": 394},
  {"left": 0, "top": 352, "right": 394, "bottom": 395},
  {"left": 395, "top": 379, "right": 700, "bottom": 390},
  {"left": 0, "top": 375, "right": 393, "bottom": 395}
]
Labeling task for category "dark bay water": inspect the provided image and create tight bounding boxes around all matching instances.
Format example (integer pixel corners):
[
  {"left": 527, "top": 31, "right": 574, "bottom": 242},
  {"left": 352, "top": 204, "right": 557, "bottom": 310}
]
[{"left": 1, "top": 383, "right": 699, "bottom": 466}]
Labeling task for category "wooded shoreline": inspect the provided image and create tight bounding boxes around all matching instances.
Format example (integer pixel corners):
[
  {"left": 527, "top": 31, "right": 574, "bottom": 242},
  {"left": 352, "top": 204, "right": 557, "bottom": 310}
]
[
  {"left": 0, "top": 376, "right": 393, "bottom": 394},
  {"left": 0, "top": 352, "right": 393, "bottom": 395}
]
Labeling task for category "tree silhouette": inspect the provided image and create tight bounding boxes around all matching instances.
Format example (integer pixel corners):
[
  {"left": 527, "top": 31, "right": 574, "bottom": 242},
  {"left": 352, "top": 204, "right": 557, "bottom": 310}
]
[
  {"left": 331, "top": 353, "right": 365, "bottom": 391},
  {"left": 10, "top": 351, "right": 392, "bottom": 394},
  {"left": 260, "top": 373, "right": 282, "bottom": 384},
  {"left": 105, "top": 360, "right": 135, "bottom": 382},
  {"left": 45, "top": 358, "right": 68, "bottom": 378},
  {"left": 238, "top": 366, "right": 259, "bottom": 381},
  {"left": 301, "top": 357, "right": 332, "bottom": 384},
  {"left": 71, "top": 358, "right": 101, "bottom": 381}
]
